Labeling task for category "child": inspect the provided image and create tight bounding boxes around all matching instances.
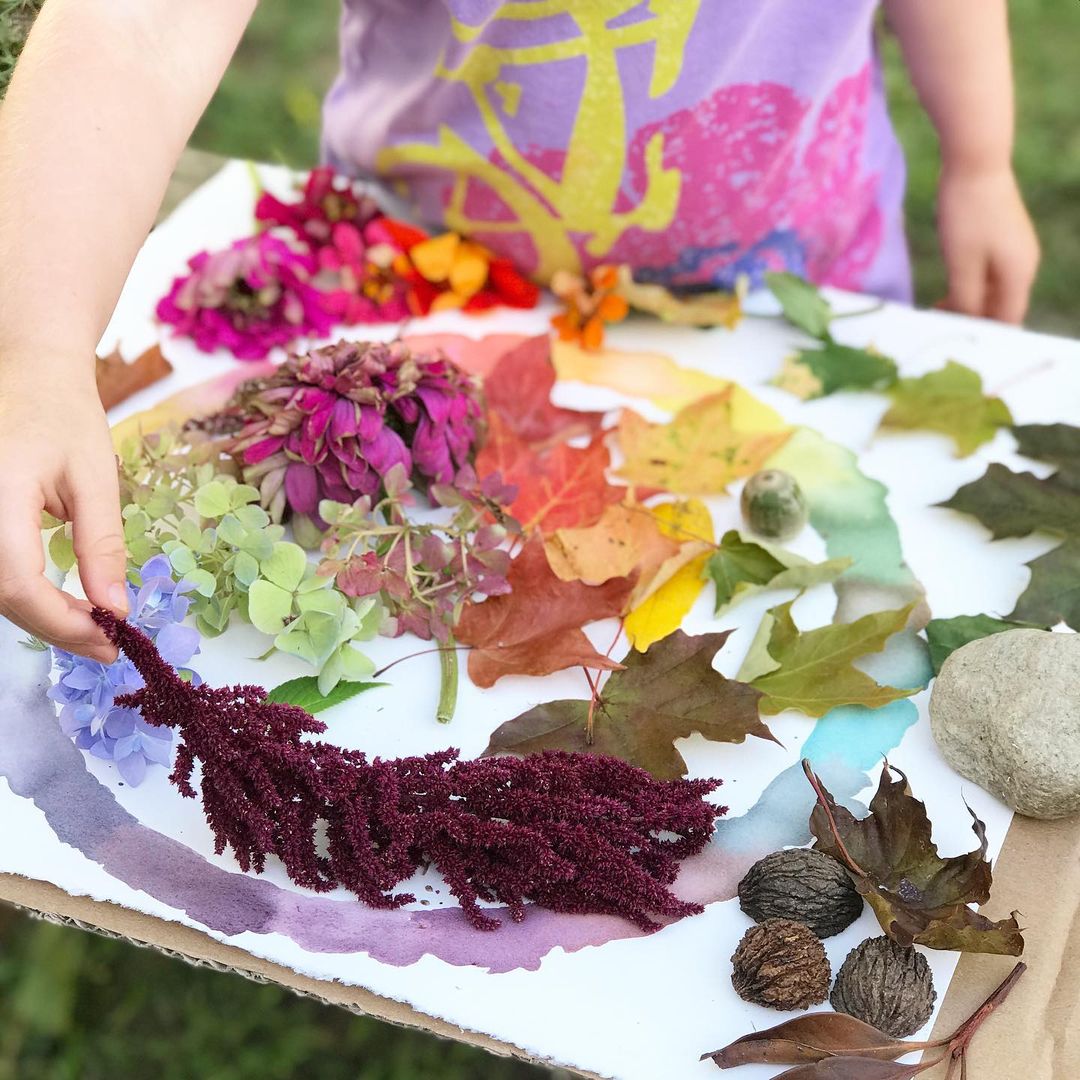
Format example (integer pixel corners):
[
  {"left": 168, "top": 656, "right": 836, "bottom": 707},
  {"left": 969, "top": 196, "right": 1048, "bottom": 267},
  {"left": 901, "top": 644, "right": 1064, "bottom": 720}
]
[{"left": 0, "top": 0, "right": 1040, "bottom": 658}]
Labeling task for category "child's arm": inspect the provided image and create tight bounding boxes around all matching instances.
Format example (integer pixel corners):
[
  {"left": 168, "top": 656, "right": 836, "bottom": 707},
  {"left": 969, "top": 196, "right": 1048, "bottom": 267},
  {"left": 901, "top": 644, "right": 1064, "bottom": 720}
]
[
  {"left": 885, "top": 0, "right": 1040, "bottom": 324},
  {"left": 0, "top": 0, "right": 255, "bottom": 658}
]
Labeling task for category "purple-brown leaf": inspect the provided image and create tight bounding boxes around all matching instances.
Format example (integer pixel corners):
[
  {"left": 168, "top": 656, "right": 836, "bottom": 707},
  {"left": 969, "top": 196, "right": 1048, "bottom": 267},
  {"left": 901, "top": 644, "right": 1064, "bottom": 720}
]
[{"left": 771, "top": 1057, "right": 936, "bottom": 1080}]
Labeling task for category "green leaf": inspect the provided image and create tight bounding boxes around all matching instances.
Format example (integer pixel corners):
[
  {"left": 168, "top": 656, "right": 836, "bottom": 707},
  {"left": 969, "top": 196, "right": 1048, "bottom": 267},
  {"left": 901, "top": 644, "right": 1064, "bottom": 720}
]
[
  {"left": 183, "top": 568, "right": 218, "bottom": 598},
  {"left": 703, "top": 530, "right": 850, "bottom": 613},
  {"left": 1013, "top": 423, "right": 1080, "bottom": 473},
  {"left": 166, "top": 544, "right": 197, "bottom": 576},
  {"left": 880, "top": 361, "right": 1013, "bottom": 457},
  {"left": 47, "top": 526, "right": 76, "bottom": 573},
  {"left": 764, "top": 270, "right": 832, "bottom": 339},
  {"left": 216, "top": 514, "right": 247, "bottom": 547},
  {"left": 807, "top": 761, "right": 1024, "bottom": 955},
  {"left": 264, "top": 676, "right": 383, "bottom": 714},
  {"left": 230, "top": 483, "right": 262, "bottom": 509},
  {"left": 247, "top": 579, "right": 295, "bottom": 635},
  {"left": 482, "top": 630, "right": 774, "bottom": 780},
  {"left": 232, "top": 550, "right": 260, "bottom": 588},
  {"left": 193, "top": 480, "right": 232, "bottom": 519},
  {"left": 260, "top": 541, "right": 307, "bottom": 592},
  {"left": 925, "top": 613, "right": 1049, "bottom": 674},
  {"left": 233, "top": 503, "right": 270, "bottom": 530},
  {"left": 939, "top": 463, "right": 1080, "bottom": 540},
  {"left": 1009, "top": 538, "right": 1080, "bottom": 631},
  {"left": 738, "top": 600, "right": 918, "bottom": 716},
  {"left": 773, "top": 341, "right": 898, "bottom": 400}
]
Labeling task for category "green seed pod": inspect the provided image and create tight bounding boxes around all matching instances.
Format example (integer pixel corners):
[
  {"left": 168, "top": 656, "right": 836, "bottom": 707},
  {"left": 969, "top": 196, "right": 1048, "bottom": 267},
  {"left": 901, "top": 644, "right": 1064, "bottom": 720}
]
[{"left": 741, "top": 469, "right": 808, "bottom": 541}]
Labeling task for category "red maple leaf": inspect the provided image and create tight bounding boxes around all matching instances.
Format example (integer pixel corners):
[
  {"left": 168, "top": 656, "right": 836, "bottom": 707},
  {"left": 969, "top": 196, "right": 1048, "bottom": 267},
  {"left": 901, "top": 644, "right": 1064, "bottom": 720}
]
[{"left": 456, "top": 536, "right": 635, "bottom": 688}]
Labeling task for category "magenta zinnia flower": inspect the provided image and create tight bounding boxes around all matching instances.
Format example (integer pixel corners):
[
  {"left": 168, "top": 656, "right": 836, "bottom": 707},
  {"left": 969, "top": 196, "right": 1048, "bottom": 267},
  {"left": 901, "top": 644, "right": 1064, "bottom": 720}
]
[
  {"left": 255, "top": 166, "right": 383, "bottom": 246},
  {"left": 314, "top": 220, "right": 411, "bottom": 325},
  {"left": 223, "top": 339, "right": 484, "bottom": 522},
  {"left": 156, "top": 234, "right": 334, "bottom": 360}
]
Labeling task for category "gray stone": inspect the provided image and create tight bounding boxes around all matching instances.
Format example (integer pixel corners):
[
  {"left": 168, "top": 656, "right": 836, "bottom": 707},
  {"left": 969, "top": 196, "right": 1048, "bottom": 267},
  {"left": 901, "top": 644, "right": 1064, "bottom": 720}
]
[{"left": 930, "top": 629, "right": 1080, "bottom": 819}]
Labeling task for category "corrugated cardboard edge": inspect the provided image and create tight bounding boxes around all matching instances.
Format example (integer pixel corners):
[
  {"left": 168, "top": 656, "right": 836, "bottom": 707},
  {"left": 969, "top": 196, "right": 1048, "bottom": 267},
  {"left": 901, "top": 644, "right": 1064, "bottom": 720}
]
[
  {"left": 0, "top": 872, "right": 594, "bottom": 1080},
  {"left": 921, "top": 813, "right": 1080, "bottom": 1078}
]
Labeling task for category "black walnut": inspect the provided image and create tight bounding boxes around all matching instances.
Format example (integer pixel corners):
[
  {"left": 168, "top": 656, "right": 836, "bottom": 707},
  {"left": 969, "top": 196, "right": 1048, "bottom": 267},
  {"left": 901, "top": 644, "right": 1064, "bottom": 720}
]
[
  {"left": 831, "top": 935, "right": 936, "bottom": 1038},
  {"left": 738, "top": 847, "right": 863, "bottom": 938},
  {"left": 730, "top": 918, "right": 831, "bottom": 1011}
]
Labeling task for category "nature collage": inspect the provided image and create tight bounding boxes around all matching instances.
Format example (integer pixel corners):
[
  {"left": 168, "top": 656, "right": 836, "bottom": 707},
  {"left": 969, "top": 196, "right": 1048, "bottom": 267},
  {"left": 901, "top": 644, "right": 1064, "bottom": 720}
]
[{"left": 11, "top": 164, "right": 1079, "bottom": 1078}]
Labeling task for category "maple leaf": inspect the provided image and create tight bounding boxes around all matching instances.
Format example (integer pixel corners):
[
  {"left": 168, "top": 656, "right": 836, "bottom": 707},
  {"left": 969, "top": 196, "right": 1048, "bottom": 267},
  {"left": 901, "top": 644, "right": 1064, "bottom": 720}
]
[
  {"left": 624, "top": 499, "right": 715, "bottom": 651},
  {"left": 1009, "top": 539, "right": 1080, "bottom": 630},
  {"left": 476, "top": 412, "right": 624, "bottom": 534},
  {"left": 455, "top": 536, "right": 634, "bottom": 688},
  {"left": 765, "top": 271, "right": 834, "bottom": 339},
  {"left": 738, "top": 601, "right": 917, "bottom": 717},
  {"left": 544, "top": 501, "right": 680, "bottom": 588},
  {"left": 939, "top": 462, "right": 1080, "bottom": 539},
  {"left": 616, "top": 389, "right": 790, "bottom": 495},
  {"left": 483, "top": 629, "right": 772, "bottom": 779},
  {"left": 704, "top": 531, "right": 851, "bottom": 613},
  {"left": 773, "top": 341, "right": 897, "bottom": 400},
  {"left": 96, "top": 344, "right": 173, "bottom": 411},
  {"left": 880, "top": 361, "right": 1012, "bottom": 457},
  {"left": 805, "top": 760, "right": 1025, "bottom": 955},
  {"left": 925, "top": 613, "right": 1049, "bottom": 674},
  {"left": 482, "top": 334, "right": 603, "bottom": 447},
  {"left": 1013, "top": 422, "right": 1080, "bottom": 473}
]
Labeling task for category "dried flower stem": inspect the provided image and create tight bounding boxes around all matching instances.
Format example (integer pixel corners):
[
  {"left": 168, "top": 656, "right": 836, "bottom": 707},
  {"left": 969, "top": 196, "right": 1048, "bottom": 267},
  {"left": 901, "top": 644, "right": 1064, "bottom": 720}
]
[{"left": 802, "top": 758, "right": 870, "bottom": 878}]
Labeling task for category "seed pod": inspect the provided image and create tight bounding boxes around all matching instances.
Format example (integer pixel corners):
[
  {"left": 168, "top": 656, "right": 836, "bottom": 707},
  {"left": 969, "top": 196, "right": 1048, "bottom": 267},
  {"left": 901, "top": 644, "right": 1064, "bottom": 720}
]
[
  {"left": 738, "top": 848, "right": 863, "bottom": 938},
  {"left": 731, "top": 918, "right": 831, "bottom": 1011},
  {"left": 741, "top": 469, "right": 808, "bottom": 541},
  {"left": 831, "top": 936, "right": 936, "bottom": 1038}
]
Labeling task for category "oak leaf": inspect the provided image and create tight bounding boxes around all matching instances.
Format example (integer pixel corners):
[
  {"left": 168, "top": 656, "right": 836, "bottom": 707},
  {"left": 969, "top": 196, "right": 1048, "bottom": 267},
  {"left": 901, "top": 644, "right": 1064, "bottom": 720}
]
[
  {"left": 880, "top": 361, "right": 1012, "bottom": 457},
  {"left": 738, "top": 601, "right": 917, "bottom": 716},
  {"left": 806, "top": 760, "right": 1024, "bottom": 955},
  {"left": 616, "top": 389, "right": 790, "bottom": 494},
  {"left": 483, "top": 629, "right": 772, "bottom": 779},
  {"left": 455, "top": 536, "right": 634, "bottom": 688},
  {"left": 482, "top": 334, "right": 603, "bottom": 447}
]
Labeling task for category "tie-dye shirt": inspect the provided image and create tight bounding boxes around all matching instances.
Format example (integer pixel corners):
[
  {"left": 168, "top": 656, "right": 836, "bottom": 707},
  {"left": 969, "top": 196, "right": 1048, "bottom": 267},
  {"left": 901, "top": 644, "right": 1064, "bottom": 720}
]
[{"left": 322, "top": 0, "right": 911, "bottom": 301}]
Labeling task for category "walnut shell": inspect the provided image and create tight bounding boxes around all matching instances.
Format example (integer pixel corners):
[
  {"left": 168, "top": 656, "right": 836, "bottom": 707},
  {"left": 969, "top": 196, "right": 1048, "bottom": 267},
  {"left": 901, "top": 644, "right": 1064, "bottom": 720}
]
[
  {"left": 731, "top": 918, "right": 831, "bottom": 1011},
  {"left": 738, "top": 848, "right": 863, "bottom": 938},
  {"left": 831, "top": 936, "right": 936, "bottom": 1037}
]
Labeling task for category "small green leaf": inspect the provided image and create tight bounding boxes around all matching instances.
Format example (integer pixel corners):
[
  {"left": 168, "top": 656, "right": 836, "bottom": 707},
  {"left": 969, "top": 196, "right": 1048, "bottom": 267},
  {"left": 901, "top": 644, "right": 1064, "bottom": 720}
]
[
  {"left": 260, "top": 542, "right": 308, "bottom": 592},
  {"left": 183, "top": 568, "right": 218, "bottom": 598},
  {"left": 47, "top": 527, "right": 76, "bottom": 573},
  {"left": 216, "top": 514, "right": 247, "bottom": 547},
  {"left": 264, "top": 676, "right": 383, "bottom": 714},
  {"left": 248, "top": 579, "right": 295, "bottom": 634},
  {"left": 194, "top": 480, "right": 232, "bottom": 519},
  {"left": 230, "top": 484, "right": 262, "bottom": 510},
  {"left": 166, "top": 545, "right": 197, "bottom": 576},
  {"left": 233, "top": 504, "right": 270, "bottom": 530},
  {"left": 774, "top": 341, "right": 898, "bottom": 400},
  {"left": 764, "top": 271, "right": 832, "bottom": 339},
  {"left": 232, "top": 550, "right": 260, "bottom": 588},
  {"left": 925, "top": 613, "right": 1049, "bottom": 675}
]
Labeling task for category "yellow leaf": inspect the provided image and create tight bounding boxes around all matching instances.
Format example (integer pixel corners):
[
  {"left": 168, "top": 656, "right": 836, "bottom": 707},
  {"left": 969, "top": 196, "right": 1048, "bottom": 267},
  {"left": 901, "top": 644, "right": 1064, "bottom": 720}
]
[
  {"left": 625, "top": 500, "right": 715, "bottom": 651},
  {"left": 544, "top": 502, "right": 680, "bottom": 587},
  {"left": 617, "top": 389, "right": 791, "bottom": 494},
  {"left": 613, "top": 265, "right": 743, "bottom": 329}
]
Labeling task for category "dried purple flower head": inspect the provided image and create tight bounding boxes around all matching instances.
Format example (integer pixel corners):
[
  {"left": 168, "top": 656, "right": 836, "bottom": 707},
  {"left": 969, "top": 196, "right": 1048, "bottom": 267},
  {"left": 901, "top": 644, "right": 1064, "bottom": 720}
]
[
  {"left": 222, "top": 339, "right": 484, "bottom": 523},
  {"left": 156, "top": 233, "right": 334, "bottom": 360},
  {"left": 92, "top": 607, "right": 722, "bottom": 932}
]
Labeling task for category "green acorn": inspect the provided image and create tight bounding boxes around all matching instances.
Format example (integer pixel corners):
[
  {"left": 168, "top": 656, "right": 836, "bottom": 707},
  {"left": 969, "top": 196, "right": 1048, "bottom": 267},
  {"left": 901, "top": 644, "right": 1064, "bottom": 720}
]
[{"left": 741, "top": 469, "right": 808, "bottom": 541}]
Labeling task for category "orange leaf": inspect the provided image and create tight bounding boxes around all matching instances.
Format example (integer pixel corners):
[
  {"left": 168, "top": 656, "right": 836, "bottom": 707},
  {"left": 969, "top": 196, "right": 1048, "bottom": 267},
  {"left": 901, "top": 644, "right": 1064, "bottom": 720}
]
[
  {"left": 456, "top": 536, "right": 635, "bottom": 687},
  {"left": 96, "top": 344, "right": 173, "bottom": 411}
]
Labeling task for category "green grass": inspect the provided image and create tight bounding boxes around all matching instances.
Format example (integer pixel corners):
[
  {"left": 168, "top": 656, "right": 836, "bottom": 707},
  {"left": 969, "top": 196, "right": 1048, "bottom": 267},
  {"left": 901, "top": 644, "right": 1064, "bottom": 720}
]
[{"left": 0, "top": 2, "right": 1077, "bottom": 1077}]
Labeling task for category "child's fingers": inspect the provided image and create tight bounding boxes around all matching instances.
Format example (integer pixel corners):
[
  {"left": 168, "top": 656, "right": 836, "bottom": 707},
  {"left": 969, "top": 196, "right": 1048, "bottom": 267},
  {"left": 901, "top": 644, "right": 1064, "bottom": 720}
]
[
  {"left": 69, "top": 464, "right": 128, "bottom": 619},
  {"left": 0, "top": 490, "right": 117, "bottom": 660},
  {"left": 941, "top": 257, "right": 989, "bottom": 318},
  {"left": 986, "top": 252, "right": 1037, "bottom": 326}
]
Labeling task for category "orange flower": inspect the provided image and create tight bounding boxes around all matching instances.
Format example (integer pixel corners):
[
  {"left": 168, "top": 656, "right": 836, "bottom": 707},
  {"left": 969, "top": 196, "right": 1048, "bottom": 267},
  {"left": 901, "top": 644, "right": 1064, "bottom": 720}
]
[
  {"left": 385, "top": 225, "right": 541, "bottom": 317},
  {"left": 550, "top": 265, "right": 630, "bottom": 351}
]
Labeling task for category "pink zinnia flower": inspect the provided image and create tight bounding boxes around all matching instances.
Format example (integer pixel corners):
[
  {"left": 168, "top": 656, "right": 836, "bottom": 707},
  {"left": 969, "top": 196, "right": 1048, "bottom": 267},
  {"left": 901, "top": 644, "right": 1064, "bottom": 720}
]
[
  {"left": 314, "top": 220, "right": 412, "bottom": 325},
  {"left": 222, "top": 339, "right": 484, "bottom": 523},
  {"left": 255, "top": 166, "right": 383, "bottom": 246},
  {"left": 156, "top": 234, "right": 334, "bottom": 360}
]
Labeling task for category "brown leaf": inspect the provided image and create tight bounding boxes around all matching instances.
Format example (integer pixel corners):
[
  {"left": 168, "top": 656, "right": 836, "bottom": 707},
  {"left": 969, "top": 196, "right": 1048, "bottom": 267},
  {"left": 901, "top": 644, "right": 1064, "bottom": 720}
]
[
  {"left": 96, "top": 345, "right": 172, "bottom": 411},
  {"left": 483, "top": 629, "right": 772, "bottom": 779},
  {"left": 771, "top": 1058, "right": 934, "bottom": 1080},
  {"left": 805, "top": 761, "right": 1025, "bottom": 955},
  {"left": 455, "top": 536, "right": 634, "bottom": 688},
  {"left": 482, "top": 334, "right": 603, "bottom": 447},
  {"left": 703, "top": 1013, "right": 920, "bottom": 1068}
]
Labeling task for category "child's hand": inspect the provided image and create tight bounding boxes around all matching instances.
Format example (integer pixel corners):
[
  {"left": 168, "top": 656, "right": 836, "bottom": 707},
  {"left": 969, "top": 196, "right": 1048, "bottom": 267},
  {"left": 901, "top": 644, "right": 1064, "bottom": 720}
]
[
  {"left": 936, "top": 165, "right": 1040, "bottom": 325},
  {"left": 0, "top": 361, "right": 126, "bottom": 662}
]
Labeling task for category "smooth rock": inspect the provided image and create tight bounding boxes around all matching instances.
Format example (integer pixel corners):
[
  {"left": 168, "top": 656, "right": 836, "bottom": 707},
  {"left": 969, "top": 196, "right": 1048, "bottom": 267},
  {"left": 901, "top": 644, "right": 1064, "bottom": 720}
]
[{"left": 930, "top": 629, "right": 1080, "bottom": 819}]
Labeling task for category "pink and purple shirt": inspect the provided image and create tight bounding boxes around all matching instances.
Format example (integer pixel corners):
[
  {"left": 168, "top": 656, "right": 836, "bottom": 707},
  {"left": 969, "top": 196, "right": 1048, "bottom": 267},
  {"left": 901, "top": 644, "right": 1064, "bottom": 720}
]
[{"left": 322, "top": 0, "right": 911, "bottom": 301}]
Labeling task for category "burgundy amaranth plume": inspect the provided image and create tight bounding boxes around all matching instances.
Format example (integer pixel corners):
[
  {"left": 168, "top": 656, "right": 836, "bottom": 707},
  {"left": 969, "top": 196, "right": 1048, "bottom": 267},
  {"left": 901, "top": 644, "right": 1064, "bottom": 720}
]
[{"left": 92, "top": 608, "right": 724, "bottom": 932}]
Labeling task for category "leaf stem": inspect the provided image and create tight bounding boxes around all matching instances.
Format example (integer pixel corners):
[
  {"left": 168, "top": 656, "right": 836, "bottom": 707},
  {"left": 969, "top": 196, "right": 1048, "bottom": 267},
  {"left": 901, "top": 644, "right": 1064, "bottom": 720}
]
[
  {"left": 372, "top": 644, "right": 468, "bottom": 679},
  {"left": 946, "top": 962, "right": 1027, "bottom": 1048},
  {"left": 436, "top": 635, "right": 459, "bottom": 724},
  {"left": 802, "top": 758, "right": 870, "bottom": 878}
]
